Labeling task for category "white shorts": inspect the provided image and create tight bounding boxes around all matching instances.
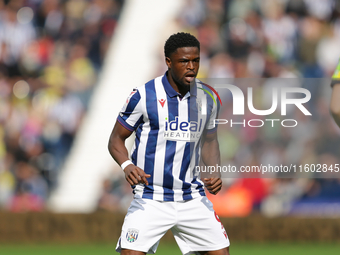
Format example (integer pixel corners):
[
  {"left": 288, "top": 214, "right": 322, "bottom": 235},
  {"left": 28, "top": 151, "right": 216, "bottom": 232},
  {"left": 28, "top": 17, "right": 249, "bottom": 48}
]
[{"left": 115, "top": 196, "right": 230, "bottom": 254}]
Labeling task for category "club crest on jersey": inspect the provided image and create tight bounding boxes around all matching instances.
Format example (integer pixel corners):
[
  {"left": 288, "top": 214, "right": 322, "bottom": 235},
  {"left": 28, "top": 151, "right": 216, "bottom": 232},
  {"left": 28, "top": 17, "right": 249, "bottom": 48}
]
[
  {"left": 126, "top": 228, "right": 139, "bottom": 243},
  {"left": 164, "top": 116, "right": 203, "bottom": 142},
  {"left": 196, "top": 98, "right": 202, "bottom": 113}
]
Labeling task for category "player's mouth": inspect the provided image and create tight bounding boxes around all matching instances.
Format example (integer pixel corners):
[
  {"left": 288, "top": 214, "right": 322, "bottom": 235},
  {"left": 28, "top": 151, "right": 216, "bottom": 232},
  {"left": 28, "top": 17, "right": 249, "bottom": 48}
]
[{"left": 184, "top": 73, "right": 196, "bottom": 83}]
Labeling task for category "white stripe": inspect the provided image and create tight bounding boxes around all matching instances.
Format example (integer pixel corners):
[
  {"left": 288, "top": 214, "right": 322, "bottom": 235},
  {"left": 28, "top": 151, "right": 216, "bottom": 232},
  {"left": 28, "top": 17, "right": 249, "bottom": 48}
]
[
  {"left": 201, "top": 93, "right": 207, "bottom": 116},
  {"left": 197, "top": 88, "right": 208, "bottom": 133},
  {"left": 152, "top": 76, "right": 168, "bottom": 201},
  {"left": 172, "top": 97, "right": 188, "bottom": 200}
]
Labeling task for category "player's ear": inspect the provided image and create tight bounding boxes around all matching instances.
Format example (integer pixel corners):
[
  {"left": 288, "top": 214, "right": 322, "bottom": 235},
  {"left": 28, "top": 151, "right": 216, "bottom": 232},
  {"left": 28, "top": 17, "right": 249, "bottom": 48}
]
[{"left": 165, "top": 57, "right": 171, "bottom": 69}]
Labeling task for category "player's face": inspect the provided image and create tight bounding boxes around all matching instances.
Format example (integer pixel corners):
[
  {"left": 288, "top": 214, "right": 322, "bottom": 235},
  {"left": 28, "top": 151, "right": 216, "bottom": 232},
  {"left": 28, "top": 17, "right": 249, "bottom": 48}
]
[{"left": 166, "top": 47, "right": 200, "bottom": 89}]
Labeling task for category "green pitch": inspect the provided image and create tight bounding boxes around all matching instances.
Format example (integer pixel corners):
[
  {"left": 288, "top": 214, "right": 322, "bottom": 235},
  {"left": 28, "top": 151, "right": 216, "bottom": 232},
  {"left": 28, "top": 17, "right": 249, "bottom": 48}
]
[{"left": 0, "top": 242, "right": 339, "bottom": 255}]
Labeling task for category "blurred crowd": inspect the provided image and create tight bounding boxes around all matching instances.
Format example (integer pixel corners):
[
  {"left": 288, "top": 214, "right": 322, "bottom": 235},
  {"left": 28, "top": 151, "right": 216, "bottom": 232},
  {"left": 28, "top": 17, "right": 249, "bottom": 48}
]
[
  {"left": 0, "top": 0, "right": 124, "bottom": 212},
  {"left": 176, "top": 0, "right": 340, "bottom": 78}
]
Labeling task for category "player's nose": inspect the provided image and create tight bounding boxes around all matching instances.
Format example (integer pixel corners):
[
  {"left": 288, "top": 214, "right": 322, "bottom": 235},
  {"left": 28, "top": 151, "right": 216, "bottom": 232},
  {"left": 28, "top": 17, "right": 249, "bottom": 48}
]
[{"left": 187, "top": 60, "right": 194, "bottom": 70}]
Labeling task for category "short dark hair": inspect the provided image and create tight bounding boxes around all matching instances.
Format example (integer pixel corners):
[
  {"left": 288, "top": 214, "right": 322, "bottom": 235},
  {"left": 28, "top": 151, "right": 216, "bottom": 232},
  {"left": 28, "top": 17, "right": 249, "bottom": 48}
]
[{"left": 164, "top": 32, "right": 200, "bottom": 58}]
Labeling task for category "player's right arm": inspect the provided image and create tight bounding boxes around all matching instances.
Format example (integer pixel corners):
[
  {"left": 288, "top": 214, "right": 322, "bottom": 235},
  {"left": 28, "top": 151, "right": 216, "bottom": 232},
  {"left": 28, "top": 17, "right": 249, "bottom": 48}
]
[
  {"left": 108, "top": 121, "right": 150, "bottom": 186},
  {"left": 108, "top": 88, "right": 150, "bottom": 186}
]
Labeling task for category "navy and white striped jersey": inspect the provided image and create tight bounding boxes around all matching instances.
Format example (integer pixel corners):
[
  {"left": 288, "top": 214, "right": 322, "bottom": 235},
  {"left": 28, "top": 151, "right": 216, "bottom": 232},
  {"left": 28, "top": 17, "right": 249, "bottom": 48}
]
[{"left": 118, "top": 72, "right": 219, "bottom": 201}]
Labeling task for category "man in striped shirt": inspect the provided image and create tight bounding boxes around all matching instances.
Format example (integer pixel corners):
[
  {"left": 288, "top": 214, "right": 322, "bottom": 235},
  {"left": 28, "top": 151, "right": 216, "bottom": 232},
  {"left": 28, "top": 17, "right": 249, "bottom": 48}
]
[{"left": 109, "top": 32, "right": 230, "bottom": 255}]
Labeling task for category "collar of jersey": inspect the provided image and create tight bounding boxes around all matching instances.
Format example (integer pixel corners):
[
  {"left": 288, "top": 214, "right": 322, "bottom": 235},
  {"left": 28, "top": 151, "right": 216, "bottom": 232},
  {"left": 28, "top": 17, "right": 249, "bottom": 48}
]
[{"left": 162, "top": 72, "right": 197, "bottom": 98}]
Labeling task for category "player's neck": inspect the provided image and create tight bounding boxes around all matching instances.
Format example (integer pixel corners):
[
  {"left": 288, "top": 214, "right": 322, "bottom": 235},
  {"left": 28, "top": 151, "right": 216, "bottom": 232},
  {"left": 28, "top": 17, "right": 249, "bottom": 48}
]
[
  {"left": 176, "top": 83, "right": 189, "bottom": 98},
  {"left": 167, "top": 72, "right": 189, "bottom": 98}
]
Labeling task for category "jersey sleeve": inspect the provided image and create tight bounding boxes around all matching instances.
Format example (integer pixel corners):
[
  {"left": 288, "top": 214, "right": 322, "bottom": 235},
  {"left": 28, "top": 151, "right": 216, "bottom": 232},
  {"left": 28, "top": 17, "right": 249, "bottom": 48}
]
[
  {"left": 206, "top": 95, "right": 219, "bottom": 134},
  {"left": 117, "top": 89, "right": 144, "bottom": 131},
  {"left": 331, "top": 59, "right": 340, "bottom": 87}
]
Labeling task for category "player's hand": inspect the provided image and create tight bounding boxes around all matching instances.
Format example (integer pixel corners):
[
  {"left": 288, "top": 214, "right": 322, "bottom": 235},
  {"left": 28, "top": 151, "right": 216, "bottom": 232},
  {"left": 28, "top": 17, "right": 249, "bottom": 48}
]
[
  {"left": 203, "top": 178, "right": 222, "bottom": 195},
  {"left": 124, "top": 164, "right": 151, "bottom": 186}
]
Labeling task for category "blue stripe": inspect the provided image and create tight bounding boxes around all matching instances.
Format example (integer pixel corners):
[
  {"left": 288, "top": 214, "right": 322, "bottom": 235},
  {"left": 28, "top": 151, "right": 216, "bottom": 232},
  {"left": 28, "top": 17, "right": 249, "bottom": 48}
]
[
  {"left": 131, "top": 121, "right": 144, "bottom": 165},
  {"left": 193, "top": 178, "right": 205, "bottom": 196},
  {"left": 121, "top": 91, "right": 141, "bottom": 122},
  {"left": 163, "top": 140, "right": 176, "bottom": 201},
  {"left": 162, "top": 92, "right": 178, "bottom": 201},
  {"left": 180, "top": 98, "right": 193, "bottom": 200},
  {"left": 180, "top": 143, "right": 193, "bottom": 200},
  {"left": 142, "top": 80, "right": 158, "bottom": 199},
  {"left": 192, "top": 139, "right": 205, "bottom": 196}
]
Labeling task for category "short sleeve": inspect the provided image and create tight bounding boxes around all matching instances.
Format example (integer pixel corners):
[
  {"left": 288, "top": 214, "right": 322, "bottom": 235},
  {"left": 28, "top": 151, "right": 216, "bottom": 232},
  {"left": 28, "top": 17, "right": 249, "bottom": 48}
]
[
  {"left": 331, "top": 59, "right": 340, "bottom": 87},
  {"left": 206, "top": 96, "right": 219, "bottom": 134},
  {"left": 117, "top": 89, "right": 144, "bottom": 131}
]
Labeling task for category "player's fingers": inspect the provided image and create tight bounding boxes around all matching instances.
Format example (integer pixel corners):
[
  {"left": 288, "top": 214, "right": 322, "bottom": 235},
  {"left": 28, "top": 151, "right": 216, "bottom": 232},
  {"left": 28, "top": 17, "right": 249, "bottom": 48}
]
[
  {"left": 137, "top": 168, "right": 151, "bottom": 178},
  {"left": 137, "top": 168, "right": 150, "bottom": 185},
  {"left": 206, "top": 180, "right": 222, "bottom": 194},
  {"left": 211, "top": 182, "right": 222, "bottom": 192},
  {"left": 215, "top": 187, "right": 222, "bottom": 194},
  {"left": 206, "top": 182, "right": 221, "bottom": 194},
  {"left": 141, "top": 176, "right": 149, "bottom": 186},
  {"left": 203, "top": 178, "right": 212, "bottom": 185},
  {"left": 209, "top": 178, "right": 221, "bottom": 185},
  {"left": 124, "top": 165, "right": 140, "bottom": 185},
  {"left": 131, "top": 169, "right": 142, "bottom": 182},
  {"left": 128, "top": 171, "right": 141, "bottom": 185},
  {"left": 209, "top": 178, "right": 222, "bottom": 189},
  {"left": 206, "top": 185, "right": 213, "bottom": 192},
  {"left": 126, "top": 175, "right": 136, "bottom": 186},
  {"left": 206, "top": 180, "right": 221, "bottom": 191},
  {"left": 125, "top": 176, "right": 132, "bottom": 185},
  {"left": 204, "top": 178, "right": 220, "bottom": 188},
  {"left": 210, "top": 186, "right": 221, "bottom": 195},
  {"left": 138, "top": 170, "right": 149, "bottom": 186}
]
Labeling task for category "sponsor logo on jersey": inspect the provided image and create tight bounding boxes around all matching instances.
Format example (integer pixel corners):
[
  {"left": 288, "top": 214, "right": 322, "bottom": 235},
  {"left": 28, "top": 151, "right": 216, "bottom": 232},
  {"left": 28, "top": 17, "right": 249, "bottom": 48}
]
[
  {"left": 164, "top": 116, "right": 203, "bottom": 142},
  {"left": 126, "top": 228, "right": 139, "bottom": 243}
]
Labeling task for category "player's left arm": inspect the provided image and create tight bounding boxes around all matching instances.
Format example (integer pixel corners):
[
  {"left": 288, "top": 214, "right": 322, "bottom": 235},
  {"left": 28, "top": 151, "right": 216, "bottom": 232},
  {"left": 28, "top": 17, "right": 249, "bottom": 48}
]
[{"left": 201, "top": 130, "right": 222, "bottom": 195}]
